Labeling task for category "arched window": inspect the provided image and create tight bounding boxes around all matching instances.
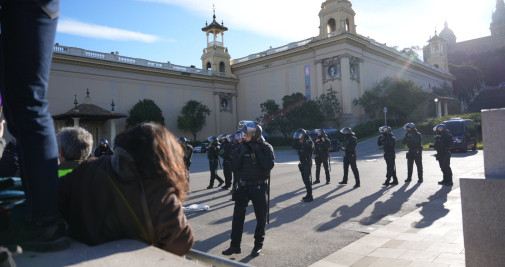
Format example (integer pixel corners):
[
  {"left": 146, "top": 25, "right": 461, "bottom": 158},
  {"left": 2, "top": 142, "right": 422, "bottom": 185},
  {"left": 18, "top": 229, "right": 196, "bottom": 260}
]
[
  {"left": 219, "top": 62, "right": 225, "bottom": 73},
  {"left": 206, "top": 62, "right": 211, "bottom": 70},
  {"left": 345, "top": 19, "right": 350, "bottom": 32},
  {"left": 327, "top": 18, "right": 336, "bottom": 33}
]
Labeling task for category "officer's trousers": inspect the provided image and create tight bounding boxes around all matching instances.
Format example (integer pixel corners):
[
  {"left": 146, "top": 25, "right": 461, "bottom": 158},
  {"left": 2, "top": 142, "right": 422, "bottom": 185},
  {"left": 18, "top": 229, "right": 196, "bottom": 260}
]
[
  {"left": 438, "top": 153, "right": 452, "bottom": 183},
  {"left": 342, "top": 154, "right": 360, "bottom": 185},
  {"left": 299, "top": 161, "right": 312, "bottom": 197},
  {"left": 407, "top": 150, "right": 423, "bottom": 180},
  {"left": 230, "top": 184, "right": 267, "bottom": 248},
  {"left": 315, "top": 156, "right": 330, "bottom": 182},
  {"left": 384, "top": 153, "right": 397, "bottom": 182},
  {"left": 223, "top": 160, "right": 232, "bottom": 188},
  {"left": 208, "top": 159, "right": 223, "bottom": 186}
]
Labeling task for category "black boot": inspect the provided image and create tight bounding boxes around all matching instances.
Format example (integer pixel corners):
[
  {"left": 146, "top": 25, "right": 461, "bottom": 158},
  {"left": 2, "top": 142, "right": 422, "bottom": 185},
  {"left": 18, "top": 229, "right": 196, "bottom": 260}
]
[
  {"left": 222, "top": 246, "right": 241, "bottom": 255},
  {"left": 338, "top": 180, "right": 347, "bottom": 185},
  {"left": 251, "top": 245, "right": 262, "bottom": 257},
  {"left": 313, "top": 180, "right": 320, "bottom": 185}
]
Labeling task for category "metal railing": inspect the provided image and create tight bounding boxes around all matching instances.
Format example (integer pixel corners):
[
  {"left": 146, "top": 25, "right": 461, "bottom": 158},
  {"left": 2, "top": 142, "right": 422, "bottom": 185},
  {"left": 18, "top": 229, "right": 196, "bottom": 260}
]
[
  {"left": 53, "top": 44, "right": 214, "bottom": 76},
  {"left": 185, "top": 249, "right": 251, "bottom": 267}
]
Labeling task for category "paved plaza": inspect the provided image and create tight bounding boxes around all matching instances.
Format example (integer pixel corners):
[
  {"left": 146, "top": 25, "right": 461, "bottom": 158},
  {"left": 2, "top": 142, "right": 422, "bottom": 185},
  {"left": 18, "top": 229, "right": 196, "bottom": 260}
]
[{"left": 14, "top": 131, "right": 484, "bottom": 266}]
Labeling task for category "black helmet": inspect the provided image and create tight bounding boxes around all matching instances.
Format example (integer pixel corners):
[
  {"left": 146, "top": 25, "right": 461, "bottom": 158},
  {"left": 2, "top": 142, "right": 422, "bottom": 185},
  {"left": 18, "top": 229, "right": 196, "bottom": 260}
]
[
  {"left": 404, "top": 123, "right": 416, "bottom": 130},
  {"left": 379, "top": 126, "right": 391, "bottom": 133},
  {"left": 293, "top": 128, "right": 308, "bottom": 140},
  {"left": 207, "top": 136, "right": 217, "bottom": 143},
  {"left": 315, "top": 129, "right": 324, "bottom": 136},
  {"left": 238, "top": 120, "right": 262, "bottom": 141},
  {"left": 340, "top": 127, "right": 352, "bottom": 135},
  {"left": 177, "top": 137, "right": 188, "bottom": 144},
  {"left": 218, "top": 134, "right": 227, "bottom": 141},
  {"left": 433, "top": 124, "right": 447, "bottom": 133}
]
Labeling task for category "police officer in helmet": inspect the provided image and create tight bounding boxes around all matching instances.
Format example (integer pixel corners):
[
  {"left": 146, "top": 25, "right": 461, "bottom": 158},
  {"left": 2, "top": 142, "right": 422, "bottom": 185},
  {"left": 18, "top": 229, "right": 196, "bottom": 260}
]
[
  {"left": 313, "top": 129, "right": 331, "bottom": 185},
  {"left": 377, "top": 126, "right": 398, "bottom": 186},
  {"left": 402, "top": 123, "right": 423, "bottom": 183},
  {"left": 218, "top": 134, "right": 233, "bottom": 190},
  {"left": 177, "top": 137, "right": 193, "bottom": 172},
  {"left": 432, "top": 124, "right": 453, "bottom": 186},
  {"left": 338, "top": 127, "right": 360, "bottom": 188},
  {"left": 222, "top": 121, "right": 275, "bottom": 258},
  {"left": 293, "top": 128, "right": 315, "bottom": 202},
  {"left": 206, "top": 136, "right": 224, "bottom": 189},
  {"left": 94, "top": 139, "right": 113, "bottom": 157}
]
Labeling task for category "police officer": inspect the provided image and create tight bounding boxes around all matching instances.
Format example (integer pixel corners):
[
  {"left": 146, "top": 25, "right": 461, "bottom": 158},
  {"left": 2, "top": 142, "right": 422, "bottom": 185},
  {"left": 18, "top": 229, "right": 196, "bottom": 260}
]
[
  {"left": 378, "top": 126, "right": 398, "bottom": 186},
  {"left": 206, "top": 136, "right": 224, "bottom": 189},
  {"left": 433, "top": 124, "right": 453, "bottom": 186},
  {"left": 177, "top": 137, "right": 193, "bottom": 172},
  {"left": 402, "top": 123, "right": 423, "bottom": 183},
  {"left": 338, "top": 127, "right": 360, "bottom": 188},
  {"left": 222, "top": 121, "right": 275, "bottom": 258},
  {"left": 94, "top": 139, "right": 113, "bottom": 157},
  {"left": 219, "top": 134, "right": 233, "bottom": 190},
  {"left": 313, "top": 129, "right": 331, "bottom": 185},
  {"left": 230, "top": 131, "right": 245, "bottom": 196},
  {"left": 293, "top": 128, "right": 314, "bottom": 202}
]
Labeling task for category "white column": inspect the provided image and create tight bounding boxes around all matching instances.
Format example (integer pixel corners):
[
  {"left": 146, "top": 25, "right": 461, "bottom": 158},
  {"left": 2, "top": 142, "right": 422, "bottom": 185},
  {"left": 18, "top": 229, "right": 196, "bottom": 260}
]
[
  {"left": 444, "top": 101, "right": 448, "bottom": 116},
  {"left": 72, "top": 118, "right": 80, "bottom": 127},
  {"left": 437, "top": 101, "right": 442, "bottom": 117},
  {"left": 214, "top": 94, "right": 221, "bottom": 134},
  {"left": 110, "top": 119, "right": 116, "bottom": 146},
  {"left": 340, "top": 57, "right": 352, "bottom": 114}
]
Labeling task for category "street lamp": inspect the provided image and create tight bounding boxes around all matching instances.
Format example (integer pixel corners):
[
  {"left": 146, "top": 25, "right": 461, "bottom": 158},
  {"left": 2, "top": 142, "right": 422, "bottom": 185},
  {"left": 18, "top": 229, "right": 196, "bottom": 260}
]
[
  {"left": 434, "top": 98, "right": 439, "bottom": 117},
  {"left": 383, "top": 107, "right": 387, "bottom": 126}
]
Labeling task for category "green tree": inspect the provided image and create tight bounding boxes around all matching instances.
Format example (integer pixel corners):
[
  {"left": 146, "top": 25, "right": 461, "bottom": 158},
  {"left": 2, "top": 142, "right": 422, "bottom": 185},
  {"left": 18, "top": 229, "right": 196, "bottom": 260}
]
[
  {"left": 177, "top": 100, "right": 211, "bottom": 141},
  {"left": 353, "top": 77, "right": 429, "bottom": 122},
  {"left": 257, "top": 99, "right": 281, "bottom": 136},
  {"left": 448, "top": 64, "right": 482, "bottom": 101},
  {"left": 315, "top": 87, "right": 341, "bottom": 127},
  {"left": 126, "top": 99, "right": 165, "bottom": 127}
]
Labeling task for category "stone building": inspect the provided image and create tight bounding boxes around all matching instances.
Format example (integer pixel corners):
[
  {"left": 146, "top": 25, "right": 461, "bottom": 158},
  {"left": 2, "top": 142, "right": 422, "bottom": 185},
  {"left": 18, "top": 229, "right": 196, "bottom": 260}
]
[{"left": 46, "top": 0, "right": 454, "bottom": 141}]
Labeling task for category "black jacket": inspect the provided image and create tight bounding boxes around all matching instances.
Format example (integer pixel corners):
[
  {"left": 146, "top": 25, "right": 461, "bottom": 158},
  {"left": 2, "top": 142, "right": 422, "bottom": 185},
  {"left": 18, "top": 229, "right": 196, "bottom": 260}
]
[
  {"left": 434, "top": 132, "right": 453, "bottom": 155},
  {"left": 343, "top": 133, "right": 357, "bottom": 156},
  {"left": 207, "top": 143, "right": 220, "bottom": 160},
  {"left": 402, "top": 130, "right": 422, "bottom": 151},
  {"left": 378, "top": 133, "right": 396, "bottom": 154},
  {"left": 314, "top": 136, "right": 331, "bottom": 158},
  {"left": 294, "top": 137, "right": 314, "bottom": 163},
  {"left": 232, "top": 139, "right": 275, "bottom": 182}
]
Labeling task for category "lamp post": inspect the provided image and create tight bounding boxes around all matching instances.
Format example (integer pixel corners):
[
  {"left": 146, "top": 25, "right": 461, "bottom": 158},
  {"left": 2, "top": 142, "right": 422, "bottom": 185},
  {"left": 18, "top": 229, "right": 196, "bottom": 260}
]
[
  {"left": 434, "top": 98, "right": 439, "bottom": 117},
  {"left": 383, "top": 107, "right": 387, "bottom": 126}
]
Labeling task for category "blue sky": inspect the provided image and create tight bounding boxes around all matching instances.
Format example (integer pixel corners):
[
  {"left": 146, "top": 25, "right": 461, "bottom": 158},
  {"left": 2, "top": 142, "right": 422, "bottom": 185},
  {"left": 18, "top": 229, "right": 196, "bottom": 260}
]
[{"left": 56, "top": 0, "right": 498, "bottom": 68}]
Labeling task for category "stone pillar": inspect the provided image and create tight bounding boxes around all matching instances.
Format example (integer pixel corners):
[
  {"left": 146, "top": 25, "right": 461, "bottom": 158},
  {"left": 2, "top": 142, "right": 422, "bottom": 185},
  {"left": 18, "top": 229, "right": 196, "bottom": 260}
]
[
  {"left": 340, "top": 57, "right": 352, "bottom": 115},
  {"left": 214, "top": 93, "right": 221, "bottom": 134},
  {"left": 443, "top": 101, "right": 448, "bottom": 116},
  {"left": 461, "top": 108, "right": 505, "bottom": 267},
  {"left": 482, "top": 108, "right": 505, "bottom": 178},
  {"left": 72, "top": 118, "right": 80, "bottom": 127},
  {"left": 315, "top": 62, "right": 323, "bottom": 98},
  {"left": 110, "top": 119, "right": 116, "bottom": 146},
  {"left": 232, "top": 95, "right": 238, "bottom": 129},
  {"left": 437, "top": 101, "right": 442, "bottom": 117}
]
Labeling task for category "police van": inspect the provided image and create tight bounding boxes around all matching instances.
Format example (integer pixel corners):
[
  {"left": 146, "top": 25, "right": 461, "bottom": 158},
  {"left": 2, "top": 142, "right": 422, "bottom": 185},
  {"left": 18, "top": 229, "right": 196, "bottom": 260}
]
[
  {"left": 308, "top": 128, "right": 341, "bottom": 152},
  {"left": 442, "top": 118, "right": 477, "bottom": 152}
]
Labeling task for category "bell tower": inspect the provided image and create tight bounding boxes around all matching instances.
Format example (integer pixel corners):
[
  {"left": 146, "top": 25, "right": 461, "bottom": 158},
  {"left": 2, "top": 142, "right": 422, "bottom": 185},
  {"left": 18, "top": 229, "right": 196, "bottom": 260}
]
[
  {"left": 318, "top": 0, "right": 356, "bottom": 40},
  {"left": 423, "top": 30, "right": 450, "bottom": 73},
  {"left": 201, "top": 9, "right": 234, "bottom": 78}
]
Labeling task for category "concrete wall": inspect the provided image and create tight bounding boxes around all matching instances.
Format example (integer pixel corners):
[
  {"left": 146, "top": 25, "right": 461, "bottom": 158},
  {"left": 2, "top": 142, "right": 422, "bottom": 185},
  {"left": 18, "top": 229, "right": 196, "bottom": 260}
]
[{"left": 482, "top": 108, "right": 505, "bottom": 178}]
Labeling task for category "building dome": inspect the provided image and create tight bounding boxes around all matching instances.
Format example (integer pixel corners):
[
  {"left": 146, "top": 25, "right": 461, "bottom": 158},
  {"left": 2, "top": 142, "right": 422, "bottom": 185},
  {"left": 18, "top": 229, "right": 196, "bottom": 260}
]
[{"left": 439, "top": 21, "right": 456, "bottom": 45}]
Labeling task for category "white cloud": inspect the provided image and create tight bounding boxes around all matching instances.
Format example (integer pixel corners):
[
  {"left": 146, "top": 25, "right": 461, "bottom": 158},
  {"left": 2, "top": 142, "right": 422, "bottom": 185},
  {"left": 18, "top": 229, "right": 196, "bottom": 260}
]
[{"left": 57, "top": 18, "right": 164, "bottom": 43}]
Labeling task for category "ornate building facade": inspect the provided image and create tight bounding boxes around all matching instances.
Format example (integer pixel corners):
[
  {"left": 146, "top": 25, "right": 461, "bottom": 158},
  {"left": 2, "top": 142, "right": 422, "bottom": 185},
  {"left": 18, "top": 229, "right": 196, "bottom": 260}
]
[{"left": 46, "top": 0, "right": 453, "bottom": 143}]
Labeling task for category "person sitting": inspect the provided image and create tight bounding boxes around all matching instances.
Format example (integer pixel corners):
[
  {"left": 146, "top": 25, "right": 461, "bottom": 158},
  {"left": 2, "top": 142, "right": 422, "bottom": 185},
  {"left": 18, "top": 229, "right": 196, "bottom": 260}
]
[
  {"left": 58, "top": 123, "right": 194, "bottom": 255},
  {"left": 93, "top": 139, "right": 113, "bottom": 157},
  {"left": 56, "top": 127, "right": 93, "bottom": 178}
]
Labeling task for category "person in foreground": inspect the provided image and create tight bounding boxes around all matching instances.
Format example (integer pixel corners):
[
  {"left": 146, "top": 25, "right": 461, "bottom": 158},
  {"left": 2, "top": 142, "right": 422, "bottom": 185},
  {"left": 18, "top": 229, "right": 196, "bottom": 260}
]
[
  {"left": 57, "top": 126, "right": 93, "bottom": 177},
  {"left": 58, "top": 123, "right": 194, "bottom": 255},
  {"left": 432, "top": 124, "right": 453, "bottom": 186},
  {"left": 222, "top": 121, "right": 275, "bottom": 258}
]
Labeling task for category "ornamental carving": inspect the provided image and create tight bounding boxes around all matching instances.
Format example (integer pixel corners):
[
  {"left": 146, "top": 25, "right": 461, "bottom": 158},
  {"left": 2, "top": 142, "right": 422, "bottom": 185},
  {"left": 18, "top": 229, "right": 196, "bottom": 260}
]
[{"left": 320, "top": 57, "right": 341, "bottom": 83}]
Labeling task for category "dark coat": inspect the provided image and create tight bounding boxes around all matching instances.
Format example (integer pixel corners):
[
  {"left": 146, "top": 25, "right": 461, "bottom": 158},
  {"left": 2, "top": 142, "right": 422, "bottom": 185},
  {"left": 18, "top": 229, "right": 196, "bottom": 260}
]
[{"left": 58, "top": 148, "right": 194, "bottom": 256}]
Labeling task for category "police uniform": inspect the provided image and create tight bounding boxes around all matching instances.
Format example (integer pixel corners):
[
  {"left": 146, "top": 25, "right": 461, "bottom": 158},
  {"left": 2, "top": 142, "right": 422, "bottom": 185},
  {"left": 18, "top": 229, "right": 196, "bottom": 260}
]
[
  {"left": 223, "top": 121, "right": 275, "bottom": 258},
  {"left": 207, "top": 140, "right": 224, "bottom": 189},
  {"left": 220, "top": 138, "right": 233, "bottom": 189},
  {"left": 402, "top": 125, "right": 423, "bottom": 183},
  {"left": 314, "top": 134, "right": 331, "bottom": 184},
  {"left": 378, "top": 128, "right": 398, "bottom": 186},
  {"left": 294, "top": 132, "right": 314, "bottom": 201},
  {"left": 339, "top": 129, "right": 360, "bottom": 188},
  {"left": 434, "top": 127, "right": 453, "bottom": 186}
]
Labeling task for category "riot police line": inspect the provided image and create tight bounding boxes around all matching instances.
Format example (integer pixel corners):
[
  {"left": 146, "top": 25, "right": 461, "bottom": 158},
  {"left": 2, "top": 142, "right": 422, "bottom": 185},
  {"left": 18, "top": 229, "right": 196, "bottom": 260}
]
[{"left": 176, "top": 121, "right": 453, "bottom": 258}]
